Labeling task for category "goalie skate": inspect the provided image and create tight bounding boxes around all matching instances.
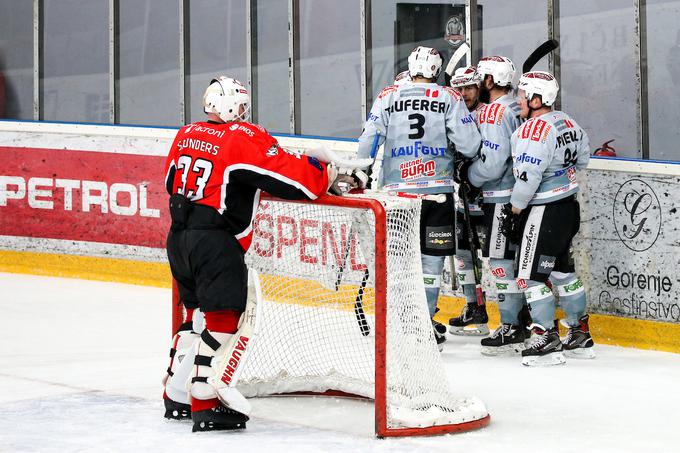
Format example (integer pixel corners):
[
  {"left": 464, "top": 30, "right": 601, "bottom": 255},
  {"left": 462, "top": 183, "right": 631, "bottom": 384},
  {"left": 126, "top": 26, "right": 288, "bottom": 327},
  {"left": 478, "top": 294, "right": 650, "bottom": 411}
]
[
  {"left": 192, "top": 402, "right": 248, "bottom": 432},
  {"left": 448, "top": 303, "right": 489, "bottom": 336}
]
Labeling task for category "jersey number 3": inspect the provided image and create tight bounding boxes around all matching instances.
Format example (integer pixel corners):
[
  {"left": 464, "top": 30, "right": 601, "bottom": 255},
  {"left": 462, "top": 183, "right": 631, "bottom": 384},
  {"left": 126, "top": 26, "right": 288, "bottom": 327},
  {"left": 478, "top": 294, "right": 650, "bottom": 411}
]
[
  {"left": 408, "top": 113, "right": 425, "bottom": 139},
  {"left": 176, "top": 155, "right": 214, "bottom": 200}
]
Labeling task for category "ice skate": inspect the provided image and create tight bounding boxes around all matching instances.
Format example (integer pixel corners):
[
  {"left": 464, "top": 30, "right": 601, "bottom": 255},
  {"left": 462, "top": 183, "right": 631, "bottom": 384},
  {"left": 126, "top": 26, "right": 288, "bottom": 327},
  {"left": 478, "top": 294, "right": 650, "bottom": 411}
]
[
  {"left": 480, "top": 324, "right": 525, "bottom": 356},
  {"left": 192, "top": 400, "right": 249, "bottom": 432},
  {"left": 164, "top": 396, "right": 191, "bottom": 420},
  {"left": 521, "top": 324, "right": 566, "bottom": 367},
  {"left": 433, "top": 320, "right": 447, "bottom": 352},
  {"left": 448, "top": 303, "right": 489, "bottom": 336},
  {"left": 562, "top": 314, "right": 596, "bottom": 359}
]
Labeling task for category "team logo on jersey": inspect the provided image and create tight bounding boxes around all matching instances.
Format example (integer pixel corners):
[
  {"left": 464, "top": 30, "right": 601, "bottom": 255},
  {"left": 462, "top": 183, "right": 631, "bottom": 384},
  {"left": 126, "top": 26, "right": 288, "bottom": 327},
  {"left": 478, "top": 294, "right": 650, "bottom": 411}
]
[
  {"left": 400, "top": 158, "right": 436, "bottom": 180},
  {"left": 461, "top": 114, "right": 475, "bottom": 125},
  {"left": 425, "top": 89, "right": 439, "bottom": 98},
  {"left": 515, "top": 153, "right": 542, "bottom": 165},
  {"left": 266, "top": 145, "right": 279, "bottom": 156}
]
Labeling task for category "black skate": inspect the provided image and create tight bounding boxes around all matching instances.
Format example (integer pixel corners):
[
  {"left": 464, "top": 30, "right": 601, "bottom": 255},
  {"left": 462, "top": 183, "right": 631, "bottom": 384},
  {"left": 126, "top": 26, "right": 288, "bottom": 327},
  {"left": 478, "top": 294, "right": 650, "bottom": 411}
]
[
  {"left": 192, "top": 403, "right": 249, "bottom": 432},
  {"left": 562, "top": 315, "right": 596, "bottom": 359},
  {"left": 164, "top": 397, "right": 191, "bottom": 420},
  {"left": 433, "top": 319, "right": 447, "bottom": 335},
  {"left": 448, "top": 303, "right": 489, "bottom": 336},
  {"left": 480, "top": 324, "right": 525, "bottom": 356},
  {"left": 521, "top": 324, "right": 566, "bottom": 367},
  {"left": 433, "top": 321, "right": 447, "bottom": 352}
]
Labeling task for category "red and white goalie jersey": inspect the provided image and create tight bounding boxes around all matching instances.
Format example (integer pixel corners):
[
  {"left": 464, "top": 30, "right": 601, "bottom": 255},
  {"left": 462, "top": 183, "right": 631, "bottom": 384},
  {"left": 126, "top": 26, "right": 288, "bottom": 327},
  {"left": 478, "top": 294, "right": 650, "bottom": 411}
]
[{"left": 164, "top": 121, "right": 330, "bottom": 251}]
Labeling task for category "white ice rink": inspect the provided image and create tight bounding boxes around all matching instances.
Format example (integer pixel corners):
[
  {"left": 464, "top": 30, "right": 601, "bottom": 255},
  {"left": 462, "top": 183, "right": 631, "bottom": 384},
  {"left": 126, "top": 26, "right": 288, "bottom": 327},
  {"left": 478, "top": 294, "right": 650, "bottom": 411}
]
[{"left": 2, "top": 272, "right": 680, "bottom": 453}]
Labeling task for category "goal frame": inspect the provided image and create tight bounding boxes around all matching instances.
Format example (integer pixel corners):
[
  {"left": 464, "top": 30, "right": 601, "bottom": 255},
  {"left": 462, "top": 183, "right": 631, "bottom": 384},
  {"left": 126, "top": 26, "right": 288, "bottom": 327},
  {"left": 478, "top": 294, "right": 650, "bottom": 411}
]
[{"left": 171, "top": 193, "right": 490, "bottom": 437}]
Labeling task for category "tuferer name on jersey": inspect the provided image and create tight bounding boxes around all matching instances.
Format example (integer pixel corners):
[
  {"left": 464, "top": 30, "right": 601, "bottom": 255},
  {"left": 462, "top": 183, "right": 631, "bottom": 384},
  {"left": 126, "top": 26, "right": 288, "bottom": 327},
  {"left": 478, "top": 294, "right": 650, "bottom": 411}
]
[{"left": 385, "top": 98, "right": 446, "bottom": 114}]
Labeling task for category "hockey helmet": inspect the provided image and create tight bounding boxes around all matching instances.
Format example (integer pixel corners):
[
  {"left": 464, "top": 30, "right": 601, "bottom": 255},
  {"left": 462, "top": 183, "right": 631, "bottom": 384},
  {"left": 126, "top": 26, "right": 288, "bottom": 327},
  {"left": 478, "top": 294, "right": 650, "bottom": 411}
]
[
  {"left": 408, "top": 46, "right": 443, "bottom": 80},
  {"left": 476, "top": 55, "right": 516, "bottom": 87},
  {"left": 203, "top": 76, "right": 251, "bottom": 122},
  {"left": 518, "top": 71, "right": 559, "bottom": 107},
  {"left": 450, "top": 66, "right": 482, "bottom": 88}
]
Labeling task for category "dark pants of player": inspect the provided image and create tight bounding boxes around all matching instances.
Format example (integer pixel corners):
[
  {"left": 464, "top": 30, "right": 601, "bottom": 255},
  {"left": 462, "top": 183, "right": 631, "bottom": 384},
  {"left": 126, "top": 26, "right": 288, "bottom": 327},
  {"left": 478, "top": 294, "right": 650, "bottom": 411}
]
[
  {"left": 514, "top": 196, "right": 587, "bottom": 328},
  {"left": 455, "top": 202, "right": 525, "bottom": 325},
  {"left": 167, "top": 203, "right": 248, "bottom": 314},
  {"left": 420, "top": 193, "right": 455, "bottom": 318}
]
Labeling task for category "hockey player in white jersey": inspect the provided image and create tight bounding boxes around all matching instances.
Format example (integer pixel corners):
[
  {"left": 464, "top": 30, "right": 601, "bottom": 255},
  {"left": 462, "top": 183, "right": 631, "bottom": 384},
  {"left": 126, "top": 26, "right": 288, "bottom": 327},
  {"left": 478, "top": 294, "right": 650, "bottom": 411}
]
[
  {"left": 503, "top": 70, "right": 594, "bottom": 366},
  {"left": 449, "top": 56, "right": 530, "bottom": 355},
  {"left": 447, "top": 66, "right": 489, "bottom": 335},
  {"left": 357, "top": 46, "right": 482, "bottom": 350}
]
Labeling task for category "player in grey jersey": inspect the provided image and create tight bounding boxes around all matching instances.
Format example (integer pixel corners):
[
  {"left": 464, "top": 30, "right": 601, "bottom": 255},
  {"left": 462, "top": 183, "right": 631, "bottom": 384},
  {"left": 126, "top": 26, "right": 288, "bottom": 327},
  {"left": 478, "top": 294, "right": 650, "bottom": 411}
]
[
  {"left": 504, "top": 71, "right": 595, "bottom": 366},
  {"left": 447, "top": 66, "right": 489, "bottom": 336},
  {"left": 449, "top": 56, "right": 530, "bottom": 355},
  {"left": 357, "top": 46, "right": 481, "bottom": 350}
]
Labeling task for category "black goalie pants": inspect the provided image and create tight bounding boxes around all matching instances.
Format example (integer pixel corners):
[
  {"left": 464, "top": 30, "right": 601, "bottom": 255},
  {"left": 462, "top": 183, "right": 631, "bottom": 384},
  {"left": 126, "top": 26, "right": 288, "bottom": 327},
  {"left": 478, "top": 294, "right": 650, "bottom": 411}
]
[{"left": 166, "top": 206, "right": 248, "bottom": 313}]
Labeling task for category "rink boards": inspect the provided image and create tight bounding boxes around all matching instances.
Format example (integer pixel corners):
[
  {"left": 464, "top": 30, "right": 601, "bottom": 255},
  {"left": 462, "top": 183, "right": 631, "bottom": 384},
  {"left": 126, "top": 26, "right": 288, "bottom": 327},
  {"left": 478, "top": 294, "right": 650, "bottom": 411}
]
[{"left": 0, "top": 120, "right": 679, "bottom": 353}]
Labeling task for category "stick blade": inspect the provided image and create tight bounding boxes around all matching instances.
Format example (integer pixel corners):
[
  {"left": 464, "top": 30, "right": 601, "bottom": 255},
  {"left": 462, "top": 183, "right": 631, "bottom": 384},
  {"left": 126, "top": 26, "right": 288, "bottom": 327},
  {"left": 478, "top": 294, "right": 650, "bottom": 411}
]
[{"left": 522, "top": 39, "right": 558, "bottom": 73}]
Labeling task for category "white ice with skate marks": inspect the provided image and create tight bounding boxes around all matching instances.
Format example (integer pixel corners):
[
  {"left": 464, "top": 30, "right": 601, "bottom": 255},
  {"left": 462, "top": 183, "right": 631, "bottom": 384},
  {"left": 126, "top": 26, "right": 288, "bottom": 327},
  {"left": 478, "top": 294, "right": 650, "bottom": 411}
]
[{"left": 1, "top": 273, "right": 680, "bottom": 452}]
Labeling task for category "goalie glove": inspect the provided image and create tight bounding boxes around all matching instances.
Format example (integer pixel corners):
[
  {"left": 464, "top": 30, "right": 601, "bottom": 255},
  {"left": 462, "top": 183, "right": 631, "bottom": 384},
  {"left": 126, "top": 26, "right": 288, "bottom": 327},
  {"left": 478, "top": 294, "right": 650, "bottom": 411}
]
[{"left": 327, "top": 163, "right": 369, "bottom": 195}]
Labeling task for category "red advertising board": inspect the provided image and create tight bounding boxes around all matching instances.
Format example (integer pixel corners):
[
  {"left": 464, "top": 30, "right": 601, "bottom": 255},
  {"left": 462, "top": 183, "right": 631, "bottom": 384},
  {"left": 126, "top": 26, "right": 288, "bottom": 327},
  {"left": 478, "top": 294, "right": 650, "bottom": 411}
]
[{"left": 0, "top": 147, "right": 168, "bottom": 248}]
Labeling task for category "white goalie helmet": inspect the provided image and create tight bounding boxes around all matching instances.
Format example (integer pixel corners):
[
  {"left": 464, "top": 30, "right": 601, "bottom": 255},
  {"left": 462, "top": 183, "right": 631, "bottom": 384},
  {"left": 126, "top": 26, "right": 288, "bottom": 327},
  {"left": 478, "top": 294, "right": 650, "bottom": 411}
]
[
  {"left": 476, "top": 55, "right": 516, "bottom": 87},
  {"left": 450, "top": 66, "right": 482, "bottom": 88},
  {"left": 518, "top": 71, "right": 559, "bottom": 106},
  {"left": 408, "top": 46, "right": 443, "bottom": 79},
  {"left": 203, "top": 76, "right": 250, "bottom": 122},
  {"left": 394, "top": 70, "right": 412, "bottom": 86}
]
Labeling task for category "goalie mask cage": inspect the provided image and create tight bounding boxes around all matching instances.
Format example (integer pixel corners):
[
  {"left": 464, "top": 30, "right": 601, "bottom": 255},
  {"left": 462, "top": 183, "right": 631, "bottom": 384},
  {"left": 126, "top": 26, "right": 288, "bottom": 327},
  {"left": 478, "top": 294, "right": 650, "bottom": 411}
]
[{"left": 172, "top": 193, "right": 489, "bottom": 437}]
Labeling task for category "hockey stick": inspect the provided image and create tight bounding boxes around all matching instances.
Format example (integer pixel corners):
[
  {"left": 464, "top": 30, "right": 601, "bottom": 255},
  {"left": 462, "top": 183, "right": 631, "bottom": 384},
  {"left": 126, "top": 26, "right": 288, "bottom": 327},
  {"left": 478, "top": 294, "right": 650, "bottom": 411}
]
[
  {"left": 460, "top": 185, "right": 486, "bottom": 306},
  {"left": 334, "top": 221, "right": 371, "bottom": 336},
  {"left": 522, "top": 39, "right": 558, "bottom": 73},
  {"left": 445, "top": 42, "right": 470, "bottom": 77}
]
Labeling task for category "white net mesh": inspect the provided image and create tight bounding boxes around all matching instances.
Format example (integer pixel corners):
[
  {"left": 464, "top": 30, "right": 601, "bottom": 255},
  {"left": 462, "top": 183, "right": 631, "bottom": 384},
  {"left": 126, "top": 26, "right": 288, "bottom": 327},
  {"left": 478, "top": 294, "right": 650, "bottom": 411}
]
[{"left": 237, "top": 193, "right": 487, "bottom": 431}]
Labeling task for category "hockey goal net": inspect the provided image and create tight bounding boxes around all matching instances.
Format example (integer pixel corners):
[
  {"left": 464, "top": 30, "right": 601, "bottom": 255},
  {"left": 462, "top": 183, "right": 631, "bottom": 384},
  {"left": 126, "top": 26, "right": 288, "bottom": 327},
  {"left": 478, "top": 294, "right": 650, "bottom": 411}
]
[{"left": 172, "top": 192, "right": 489, "bottom": 437}]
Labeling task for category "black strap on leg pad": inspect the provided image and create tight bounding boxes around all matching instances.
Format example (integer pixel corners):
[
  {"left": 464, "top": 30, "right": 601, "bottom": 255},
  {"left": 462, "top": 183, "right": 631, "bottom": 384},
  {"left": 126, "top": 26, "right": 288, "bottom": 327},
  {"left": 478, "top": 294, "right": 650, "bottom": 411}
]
[
  {"left": 194, "top": 355, "right": 213, "bottom": 367},
  {"left": 201, "top": 330, "right": 222, "bottom": 351}
]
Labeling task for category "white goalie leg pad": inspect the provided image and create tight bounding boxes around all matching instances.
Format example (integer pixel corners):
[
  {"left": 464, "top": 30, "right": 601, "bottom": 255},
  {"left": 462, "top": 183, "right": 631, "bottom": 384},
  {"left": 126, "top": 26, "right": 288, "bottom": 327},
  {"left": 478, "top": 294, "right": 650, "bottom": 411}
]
[
  {"left": 207, "top": 269, "right": 263, "bottom": 416},
  {"left": 165, "top": 331, "right": 199, "bottom": 404},
  {"left": 163, "top": 320, "right": 200, "bottom": 404}
]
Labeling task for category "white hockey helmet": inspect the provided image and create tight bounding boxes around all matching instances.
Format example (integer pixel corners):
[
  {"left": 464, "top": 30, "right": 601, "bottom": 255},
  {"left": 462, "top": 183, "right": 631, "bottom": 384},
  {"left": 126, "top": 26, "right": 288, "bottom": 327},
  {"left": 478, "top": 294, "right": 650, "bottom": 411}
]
[
  {"left": 518, "top": 71, "right": 559, "bottom": 106},
  {"left": 203, "top": 76, "right": 250, "bottom": 122},
  {"left": 450, "top": 66, "right": 482, "bottom": 88},
  {"left": 408, "top": 46, "right": 443, "bottom": 79},
  {"left": 394, "top": 70, "right": 412, "bottom": 86},
  {"left": 476, "top": 55, "right": 516, "bottom": 87}
]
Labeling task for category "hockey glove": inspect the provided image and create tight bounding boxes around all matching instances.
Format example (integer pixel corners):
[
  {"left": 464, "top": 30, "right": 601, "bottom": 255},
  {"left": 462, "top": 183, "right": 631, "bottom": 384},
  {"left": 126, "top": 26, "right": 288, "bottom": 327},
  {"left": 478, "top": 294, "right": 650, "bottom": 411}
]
[
  {"left": 327, "top": 163, "right": 369, "bottom": 195},
  {"left": 499, "top": 203, "right": 522, "bottom": 244},
  {"left": 453, "top": 153, "right": 472, "bottom": 184}
]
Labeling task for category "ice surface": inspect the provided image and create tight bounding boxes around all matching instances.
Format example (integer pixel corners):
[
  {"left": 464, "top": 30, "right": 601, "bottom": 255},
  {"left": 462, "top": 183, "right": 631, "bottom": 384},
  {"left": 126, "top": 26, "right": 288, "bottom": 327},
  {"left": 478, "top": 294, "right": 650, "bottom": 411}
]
[{"left": 1, "top": 273, "right": 679, "bottom": 452}]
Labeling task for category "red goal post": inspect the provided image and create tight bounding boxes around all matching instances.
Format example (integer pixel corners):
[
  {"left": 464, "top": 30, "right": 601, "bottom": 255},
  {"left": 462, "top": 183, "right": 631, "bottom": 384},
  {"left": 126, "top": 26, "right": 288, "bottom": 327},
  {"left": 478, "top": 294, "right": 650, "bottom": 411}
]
[{"left": 172, "top": 193, "right": 490, "bottom": 437}]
